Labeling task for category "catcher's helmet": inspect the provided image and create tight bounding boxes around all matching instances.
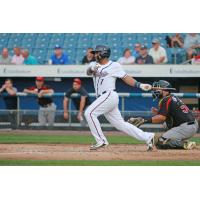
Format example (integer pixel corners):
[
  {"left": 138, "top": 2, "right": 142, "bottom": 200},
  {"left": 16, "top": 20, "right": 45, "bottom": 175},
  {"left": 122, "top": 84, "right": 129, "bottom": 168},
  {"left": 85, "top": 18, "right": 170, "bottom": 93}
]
[
  {"left": 91, "top": 45, "right": 111, "bottom": 59},
  {"left": 152, "top": 80, "right": 175, "bottom": 100}
]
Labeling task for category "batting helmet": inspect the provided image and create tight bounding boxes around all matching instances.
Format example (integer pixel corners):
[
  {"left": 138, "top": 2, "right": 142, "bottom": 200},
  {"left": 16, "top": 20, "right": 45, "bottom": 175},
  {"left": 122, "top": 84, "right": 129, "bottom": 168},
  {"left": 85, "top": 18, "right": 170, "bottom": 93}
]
[
  {"left": 152, "top": 80, "right": 175, "bottom": 100},
  {"left": 91, "top": 45, "right": 111, "bottom": 59}
]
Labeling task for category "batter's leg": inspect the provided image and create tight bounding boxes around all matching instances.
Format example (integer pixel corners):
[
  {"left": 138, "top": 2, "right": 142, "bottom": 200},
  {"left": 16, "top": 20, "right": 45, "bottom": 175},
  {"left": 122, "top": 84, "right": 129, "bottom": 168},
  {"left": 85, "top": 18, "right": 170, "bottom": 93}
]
[
  {"left": 84, "top": 92, "right": 114, "bottom": 144},
  {"left": 104, "top": 107, "right": 154, "bottom": 143}
]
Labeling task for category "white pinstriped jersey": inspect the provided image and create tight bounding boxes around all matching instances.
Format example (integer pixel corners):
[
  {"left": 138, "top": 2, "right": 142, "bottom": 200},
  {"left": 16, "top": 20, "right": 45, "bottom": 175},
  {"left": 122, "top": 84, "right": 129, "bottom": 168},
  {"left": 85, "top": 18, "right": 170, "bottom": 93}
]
[{"left": 89, "top": 61, "right": 127, "bottom": 97}]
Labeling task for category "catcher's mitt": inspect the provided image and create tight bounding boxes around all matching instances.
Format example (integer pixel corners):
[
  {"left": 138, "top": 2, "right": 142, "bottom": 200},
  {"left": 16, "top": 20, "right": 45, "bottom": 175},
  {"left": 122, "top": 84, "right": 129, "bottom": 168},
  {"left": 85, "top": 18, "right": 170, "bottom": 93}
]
[{"left": 127, "top": 117, "right": 146, "bottom": 127}]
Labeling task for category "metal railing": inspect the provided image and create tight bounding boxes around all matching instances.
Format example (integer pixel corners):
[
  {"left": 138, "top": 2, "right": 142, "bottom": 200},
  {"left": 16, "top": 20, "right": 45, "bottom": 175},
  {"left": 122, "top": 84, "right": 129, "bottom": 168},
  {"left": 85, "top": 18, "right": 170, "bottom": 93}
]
[{"left": 0, "top": 92, "right": 200, "bottom": 130}]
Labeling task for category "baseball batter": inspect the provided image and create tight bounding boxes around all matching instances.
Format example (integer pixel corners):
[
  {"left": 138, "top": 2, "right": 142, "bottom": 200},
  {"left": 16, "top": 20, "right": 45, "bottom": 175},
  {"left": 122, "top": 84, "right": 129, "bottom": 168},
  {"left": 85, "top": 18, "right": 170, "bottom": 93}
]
[{"left": 84, "top": 45, "right": 155, "bottom": 150}]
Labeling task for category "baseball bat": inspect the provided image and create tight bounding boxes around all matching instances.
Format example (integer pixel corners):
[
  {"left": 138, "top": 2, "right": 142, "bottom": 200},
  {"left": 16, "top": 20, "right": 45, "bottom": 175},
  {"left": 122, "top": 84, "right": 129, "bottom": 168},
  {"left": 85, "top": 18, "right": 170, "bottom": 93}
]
[{"left": 151, "top": 86, "right": 176, "bottom": 91}]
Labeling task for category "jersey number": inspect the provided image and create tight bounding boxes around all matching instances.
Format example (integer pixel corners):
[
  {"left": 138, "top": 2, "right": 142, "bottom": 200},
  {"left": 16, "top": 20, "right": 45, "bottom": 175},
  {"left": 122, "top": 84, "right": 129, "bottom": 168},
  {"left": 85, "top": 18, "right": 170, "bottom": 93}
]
[{"left": 180, "top": 105, "right": 189, "bottom": 113}]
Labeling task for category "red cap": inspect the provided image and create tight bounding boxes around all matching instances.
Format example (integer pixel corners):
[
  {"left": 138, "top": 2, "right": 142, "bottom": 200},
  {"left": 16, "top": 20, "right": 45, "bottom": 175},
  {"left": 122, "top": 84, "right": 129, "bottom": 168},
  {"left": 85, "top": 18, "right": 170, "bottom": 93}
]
[
  {"left": 73, "top": 78, "right": 81, "bottom": 85},
  {"left": 36, "top": 77, "right": 45, "bottom": 81}
]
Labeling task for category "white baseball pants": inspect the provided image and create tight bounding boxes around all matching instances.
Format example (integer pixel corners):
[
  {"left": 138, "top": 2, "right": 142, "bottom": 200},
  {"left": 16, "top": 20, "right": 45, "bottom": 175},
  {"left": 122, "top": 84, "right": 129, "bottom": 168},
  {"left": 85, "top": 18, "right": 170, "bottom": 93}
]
[{"left": 84, "top": 91, "right": 154, "bottom": 144}]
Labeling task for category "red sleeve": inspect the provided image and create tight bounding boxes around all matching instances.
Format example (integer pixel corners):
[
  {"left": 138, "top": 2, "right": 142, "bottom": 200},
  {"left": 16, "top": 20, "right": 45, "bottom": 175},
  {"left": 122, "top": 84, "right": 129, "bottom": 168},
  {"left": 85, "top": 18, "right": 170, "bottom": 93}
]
[
  {"left": 41, "top": 85, "right": 52, "bottom": 90},
  {"left": 26, "top": 86, "right": 36, "bottom": 90}
]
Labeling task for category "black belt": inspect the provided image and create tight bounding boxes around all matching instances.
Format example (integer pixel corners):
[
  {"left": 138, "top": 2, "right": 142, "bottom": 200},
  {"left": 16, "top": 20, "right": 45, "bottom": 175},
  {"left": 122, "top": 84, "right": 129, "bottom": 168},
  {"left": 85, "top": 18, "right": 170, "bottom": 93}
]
[
  {"left": 41, "top": 103, "right": 52, "bottom": 108},
  {"left": 97, "top": 90, "right": 116, "bottom": 98},
  {"left": 187, "top": 121, "right": 195, "bottom": 125}
]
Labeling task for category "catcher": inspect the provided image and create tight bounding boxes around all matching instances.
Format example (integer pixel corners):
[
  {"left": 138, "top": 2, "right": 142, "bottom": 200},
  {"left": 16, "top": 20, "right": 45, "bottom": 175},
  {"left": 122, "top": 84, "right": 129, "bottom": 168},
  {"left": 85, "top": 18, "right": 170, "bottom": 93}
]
[{"left": 128, "top": 80, "right": 199, "bottom": 150}]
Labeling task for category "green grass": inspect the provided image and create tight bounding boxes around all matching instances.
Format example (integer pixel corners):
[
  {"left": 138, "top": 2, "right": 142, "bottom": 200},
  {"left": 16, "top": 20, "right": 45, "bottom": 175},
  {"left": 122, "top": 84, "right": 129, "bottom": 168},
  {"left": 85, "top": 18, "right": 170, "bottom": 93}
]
[
  {"left": 0, "top": 134, "right": 199, "bottom": 166},
  {"left": 0, "top": 134, "right": 143, "bottom": 144},
  {"left": 0, "top": 160, "right": 200, "bottom": 166},
  {"left": 0, "top": 134, "right": 199, "bottom": 145}
]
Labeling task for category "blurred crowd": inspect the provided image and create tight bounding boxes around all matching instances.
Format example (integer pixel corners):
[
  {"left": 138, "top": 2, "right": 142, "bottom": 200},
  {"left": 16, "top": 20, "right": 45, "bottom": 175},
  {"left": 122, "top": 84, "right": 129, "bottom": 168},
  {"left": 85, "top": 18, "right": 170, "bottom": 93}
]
[
  {"left": 0, "top": 33, "right": 200, "bottom": 65},
  {"left": 0, "top": 77, "right": 90, "bottom": 128}
]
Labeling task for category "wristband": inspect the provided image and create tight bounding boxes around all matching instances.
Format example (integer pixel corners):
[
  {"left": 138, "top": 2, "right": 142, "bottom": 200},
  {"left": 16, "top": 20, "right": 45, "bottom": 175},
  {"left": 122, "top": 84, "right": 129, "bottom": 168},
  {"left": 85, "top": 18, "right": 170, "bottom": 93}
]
[
  {"left": 134, "top": 81, "right": 141, "bottom": 88},
  {"left": 145, "top": 118, "right": 152, "bottom": 123}
]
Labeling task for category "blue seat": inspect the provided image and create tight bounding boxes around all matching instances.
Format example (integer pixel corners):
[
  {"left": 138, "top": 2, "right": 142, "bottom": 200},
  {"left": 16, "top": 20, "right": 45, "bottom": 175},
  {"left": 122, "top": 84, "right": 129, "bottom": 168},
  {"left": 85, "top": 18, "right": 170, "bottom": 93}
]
[
  {"left": 0, "top": 33, "right": 10, "bottom": 39},
  {"left": 77, "top": 41, "right": 92, "bottom": 48},
  {"left": 10, "top": 33, "right": 24, "bottom": 39},
  {"left": 79, "top": 33, "right": 92, "bottom": 39},
  {"left": 7, "top": 37, "right": 22, "bottom": 48},
  {"left": 49, "top": 37, "right": 65, "bottom": 48},
  {"left": 92, "top": 37, "right": 107, "bottom": 46},
  {"left": 33, "top": 49, "right": 47, "bottom": 64},
  {"left": 122, "top": 33, "right": 137, "bottom": 39},
  {"left": 65, "top": 33, "right": 79, "bottom": 40},
  {"left": 35, "top": 41, "right": 49, "bottom": 48},
  {"left": 63, "top": 38, "right": 77, "bottom": 48},
  {"left": 121, "top": 41, "right": 135, "bottom": 48},
  {"left": 37, "top": 33, "right": 52, "bottom": 39},
  {"left": 23, "top": 33, "right": 38, "bottom": 39},
  {"left": 107, "top": 33, "right": 122, "bottom": 40},
  {"left": 21, "top": 41, "right": 36, "bottom": 49},
  {"left": 78, "top": 36, "right": 92, "bottom": 45},
  {"left": 106, "top": 40, "right": 121, "bottom": 48},
  {"left": 110, "top": 47, "right": 123, "bottom": 61}
]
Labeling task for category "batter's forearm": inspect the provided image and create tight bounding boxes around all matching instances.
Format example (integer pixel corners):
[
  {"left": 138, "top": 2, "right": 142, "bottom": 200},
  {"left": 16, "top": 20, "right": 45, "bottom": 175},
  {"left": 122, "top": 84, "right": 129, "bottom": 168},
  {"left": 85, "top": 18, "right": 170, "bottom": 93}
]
[{"left": 122, "top": 75, "right": 140, "bottom": 87}]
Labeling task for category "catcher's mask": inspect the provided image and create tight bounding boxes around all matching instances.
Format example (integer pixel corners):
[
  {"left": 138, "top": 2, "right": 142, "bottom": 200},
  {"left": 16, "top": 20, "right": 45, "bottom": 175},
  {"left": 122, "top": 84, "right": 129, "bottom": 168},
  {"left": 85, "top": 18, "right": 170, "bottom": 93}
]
[
  {"left": 91, "top": 45, "right": 111, "bottom": 63},
  {"left": 152, "top": 80, "right": 174, "bottom": 100}
]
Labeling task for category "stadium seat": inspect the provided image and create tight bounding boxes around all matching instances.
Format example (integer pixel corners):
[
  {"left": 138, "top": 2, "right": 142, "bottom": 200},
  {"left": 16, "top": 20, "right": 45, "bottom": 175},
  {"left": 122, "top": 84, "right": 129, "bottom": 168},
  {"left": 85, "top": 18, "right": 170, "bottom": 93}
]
[
  {"left": 110, "top": 47, "right": 123, "bottom": 61},
  {"left": 75, "top": 48, "right": 87, "bottom": 63},
  {"left": 92, "top": 37, "right": 107, "bottom": 46},
  {"left": 0, "top": 33, "right": 10, "bottom": 39},
  {"left": 121, "top": 41, "right": 135, "bottom": 48},
  {"left": 33, "top": 49, "right": 47, "bottom": 64},
  {"left": 7, "top": 37, "right": 22, "bottom": 48},
  {"left": 0, "top": 33, "right": 192, "bottom": 65},
  {"left": 106, "top": 40, "right": 121, "bottom": 48}
]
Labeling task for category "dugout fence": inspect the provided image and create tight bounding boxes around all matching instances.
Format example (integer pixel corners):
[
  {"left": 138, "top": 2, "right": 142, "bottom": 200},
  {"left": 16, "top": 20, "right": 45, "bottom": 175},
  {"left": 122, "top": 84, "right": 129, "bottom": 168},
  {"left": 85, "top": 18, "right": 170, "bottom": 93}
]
[{"left": 0, "top": 92, "right": 199, "bottom": 132}]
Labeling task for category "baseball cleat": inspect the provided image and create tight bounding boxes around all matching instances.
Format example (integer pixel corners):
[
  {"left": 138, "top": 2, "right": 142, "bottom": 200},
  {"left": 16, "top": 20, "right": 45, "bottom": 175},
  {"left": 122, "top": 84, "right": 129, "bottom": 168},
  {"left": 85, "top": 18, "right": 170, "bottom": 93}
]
[
  {"left": 183, "top": 141, "right": 196, "bottom": 150},
  {"left": 90, "top": 142, "right": 109, "bottom": 150},
  {"left": 147, "top": 136, "right": 155, "bottom": 151}
]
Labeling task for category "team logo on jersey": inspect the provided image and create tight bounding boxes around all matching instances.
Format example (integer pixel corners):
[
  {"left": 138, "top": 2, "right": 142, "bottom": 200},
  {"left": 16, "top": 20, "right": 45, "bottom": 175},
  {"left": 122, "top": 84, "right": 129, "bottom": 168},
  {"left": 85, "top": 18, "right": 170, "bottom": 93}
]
[{"left": 94, "top": 70, "right": 108, "bottom": 77}]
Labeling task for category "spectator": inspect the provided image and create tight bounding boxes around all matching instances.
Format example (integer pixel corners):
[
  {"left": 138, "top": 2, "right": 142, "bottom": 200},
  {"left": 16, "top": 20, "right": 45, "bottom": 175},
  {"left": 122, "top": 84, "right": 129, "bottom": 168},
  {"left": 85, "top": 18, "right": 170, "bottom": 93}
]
[
  {"left": 0, "top": 79, "right": 18, "bottom": 129},
  {"left": 63, "top": 78, "right": 91, "bottom": 124},
  {"left": 149, "top": 39, "right": 168, "bottom": 64},
  {"left": 191, "top": 55, "right": 200, "bottom": 65},
  {"left": 11, "top": 47, "right": 24, "bottom": 65},
  {"left": 23, "top": 77, "right": 56, "bottom": 126},
  {"left": 0, "top": 48, "right": 12, "bottom": 64},
  {"left": 117, "top": 48, "right": 135, "bottom": 65},
  {"left": 184, "top": 33, "right": 200, "bottom": 60},
  {"left": 132, "top": 43, "right": 141, "bottom": 58},
  {"left": 82, "top": 47, "right": 95, "bottom": 64},
  {"left": 49, "top": 45, "right": 69, "bottom": 64},
  {"left": 21, "top": 49, "right": 38, "bottom": 65},
  {"left": 166, "top": 33, "right": 184, "bottom": 48},
  {"left": 135, "top": 45, "right": 153, "bottom": 64}
]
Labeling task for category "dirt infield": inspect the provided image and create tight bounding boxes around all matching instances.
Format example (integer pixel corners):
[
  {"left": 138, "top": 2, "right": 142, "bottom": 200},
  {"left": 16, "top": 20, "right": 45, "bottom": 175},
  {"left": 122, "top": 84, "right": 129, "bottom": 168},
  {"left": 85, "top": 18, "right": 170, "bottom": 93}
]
[{"left": 0, "top": 143, "right": 199, "bottom": 161}]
